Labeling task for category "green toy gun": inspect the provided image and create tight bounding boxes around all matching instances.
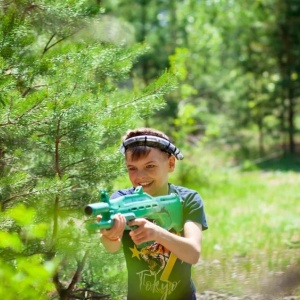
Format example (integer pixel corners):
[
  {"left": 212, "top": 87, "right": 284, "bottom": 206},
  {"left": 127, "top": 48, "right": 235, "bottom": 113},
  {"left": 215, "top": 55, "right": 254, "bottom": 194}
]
[{"left": 84, "top": 186, "right": 183, "bottom": 233}]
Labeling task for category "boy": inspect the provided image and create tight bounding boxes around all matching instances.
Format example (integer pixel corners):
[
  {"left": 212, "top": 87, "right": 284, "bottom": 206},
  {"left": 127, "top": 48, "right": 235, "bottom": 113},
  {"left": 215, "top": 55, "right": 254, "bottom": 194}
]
[{"left": 99, "top": 128, "right": 208, "bottom": 300}]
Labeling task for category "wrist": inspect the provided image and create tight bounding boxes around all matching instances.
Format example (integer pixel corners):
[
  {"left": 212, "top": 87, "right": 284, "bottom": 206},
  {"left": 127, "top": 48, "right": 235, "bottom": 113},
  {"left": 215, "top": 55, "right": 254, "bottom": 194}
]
[{"left": 101, "top": 234, "right": 120, "bottom": 242}]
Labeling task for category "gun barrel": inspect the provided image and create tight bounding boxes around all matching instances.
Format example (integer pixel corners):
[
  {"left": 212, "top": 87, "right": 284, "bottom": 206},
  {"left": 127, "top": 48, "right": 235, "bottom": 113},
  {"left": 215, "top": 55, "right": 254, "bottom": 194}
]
[
  {"left": 84, "top": 202, "right": 109, "bottom": 216},
  {"left": 84, "top": 186, "right": 183, "bottom": 235}
]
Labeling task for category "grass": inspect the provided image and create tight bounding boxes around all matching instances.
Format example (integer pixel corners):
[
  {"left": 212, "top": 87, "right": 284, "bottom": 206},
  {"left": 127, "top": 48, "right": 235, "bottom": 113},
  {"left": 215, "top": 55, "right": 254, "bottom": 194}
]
[
  {"left": 111, "top": 153, "right": 300, "bottom": 298},
  {"left": 192, "top": 169, "right": 300, "bottom": 296}
]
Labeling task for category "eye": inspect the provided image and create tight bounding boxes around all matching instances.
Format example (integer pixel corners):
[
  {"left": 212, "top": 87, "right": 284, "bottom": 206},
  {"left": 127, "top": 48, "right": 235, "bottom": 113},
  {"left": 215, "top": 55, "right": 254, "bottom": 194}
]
[
  {"left": 146, "top": 164, "right": 156, "bottom": 169},
  {"left": 127, "top": 166, "right": 136, "bottom": 171}
]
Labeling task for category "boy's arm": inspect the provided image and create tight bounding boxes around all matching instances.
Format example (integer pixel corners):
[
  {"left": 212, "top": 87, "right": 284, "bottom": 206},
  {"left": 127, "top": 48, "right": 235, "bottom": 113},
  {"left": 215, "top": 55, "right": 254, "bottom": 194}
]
[
  {"left": 100, "top": 234, "right": 122, "bottom": 253},
  {"left": 98, "top": 213, "right": 126, "bottom": 253},
  {"left": 128, "top": 219, "right": 203, "bottom": 264}
]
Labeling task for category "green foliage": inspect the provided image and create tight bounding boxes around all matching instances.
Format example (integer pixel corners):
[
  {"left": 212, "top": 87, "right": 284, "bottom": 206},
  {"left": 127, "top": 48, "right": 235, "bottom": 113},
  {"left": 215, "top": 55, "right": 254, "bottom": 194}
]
[
  {"left": 0, "top": 1, "right": 177, "bottom": 298},
  {"left": 195, "top": 168, "right": 300, "bottom": 295},
  {"left": 169, "top": 147, "right": 300, "bottom": 295},
  {"left": 1, "top": 0, "right": 300, "bottom": 298},
  {"left": 0, "top": 205, "right": 57, "bottom": 300},
  {"left": 106, "top": 0, "right": 300, "bottom": 157},
  {"left": 80, "top": 237, "right": 127, "bottom": 299}
]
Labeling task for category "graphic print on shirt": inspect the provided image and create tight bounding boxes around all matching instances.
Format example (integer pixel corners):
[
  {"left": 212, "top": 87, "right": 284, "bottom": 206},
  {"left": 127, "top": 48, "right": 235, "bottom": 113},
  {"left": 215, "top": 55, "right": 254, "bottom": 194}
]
[{"left": 129, "top": 237, "right": 181, "bottom": 300}]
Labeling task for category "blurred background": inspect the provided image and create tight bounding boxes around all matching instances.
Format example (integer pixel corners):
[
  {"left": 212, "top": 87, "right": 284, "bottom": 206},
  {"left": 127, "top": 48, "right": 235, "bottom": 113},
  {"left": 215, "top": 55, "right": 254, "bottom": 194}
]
[{"left": 0, "top": 0, "right": 299, "bottom": 299}]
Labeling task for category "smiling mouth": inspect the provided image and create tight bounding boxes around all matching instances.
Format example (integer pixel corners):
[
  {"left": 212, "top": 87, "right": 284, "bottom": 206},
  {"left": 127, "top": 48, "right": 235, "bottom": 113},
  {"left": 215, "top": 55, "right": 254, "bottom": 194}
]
[{"left": 138, "top": 182, "right": 152, "bottom": 188}]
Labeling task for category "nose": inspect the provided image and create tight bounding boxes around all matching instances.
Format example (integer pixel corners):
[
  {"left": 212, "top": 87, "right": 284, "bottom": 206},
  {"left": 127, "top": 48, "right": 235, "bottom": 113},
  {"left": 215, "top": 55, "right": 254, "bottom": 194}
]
[{"left": 135, "top": 169, "right": 147, "bottom": 180}]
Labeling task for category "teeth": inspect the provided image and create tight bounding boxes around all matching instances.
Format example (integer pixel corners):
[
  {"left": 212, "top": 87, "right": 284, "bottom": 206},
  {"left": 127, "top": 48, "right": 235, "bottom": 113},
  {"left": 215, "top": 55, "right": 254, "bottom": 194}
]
[{"left": 139, "top": 182, "right": 151, "bottom": 186}]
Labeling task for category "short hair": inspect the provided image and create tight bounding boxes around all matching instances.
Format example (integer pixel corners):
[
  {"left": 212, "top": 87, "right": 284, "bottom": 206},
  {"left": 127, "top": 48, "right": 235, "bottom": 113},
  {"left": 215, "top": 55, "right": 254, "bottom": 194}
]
[
  {"left": 121, "top": 128, "right": 183, "bottom": 161},
  {"left": 123, "top": 128, "right": 169, "bottom": 141}
]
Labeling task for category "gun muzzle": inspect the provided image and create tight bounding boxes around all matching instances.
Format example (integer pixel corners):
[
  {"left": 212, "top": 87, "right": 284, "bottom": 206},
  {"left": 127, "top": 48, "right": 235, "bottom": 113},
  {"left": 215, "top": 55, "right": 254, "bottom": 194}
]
[{"left": 84, "top": 202, "right": 110, "bottom": 216}]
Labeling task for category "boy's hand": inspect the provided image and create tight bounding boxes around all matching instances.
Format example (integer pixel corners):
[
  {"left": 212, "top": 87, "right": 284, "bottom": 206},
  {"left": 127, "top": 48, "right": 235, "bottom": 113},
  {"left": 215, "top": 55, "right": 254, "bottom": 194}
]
[
  {"left": 128, "top": 218, "right": 160, "bottom": 246},
  {"left": 97, "top": 213, "right": 126, "bottom": 241}
]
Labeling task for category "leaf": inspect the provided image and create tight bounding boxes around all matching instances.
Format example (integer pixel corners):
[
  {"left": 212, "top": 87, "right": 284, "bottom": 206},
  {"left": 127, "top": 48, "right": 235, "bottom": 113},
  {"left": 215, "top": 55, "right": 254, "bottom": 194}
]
[
  {"left": 0, "top": 231, "right": 23, "bottom": 252},
  {"left": 6, "top": 204, "right": 36, "bottom": 226}
]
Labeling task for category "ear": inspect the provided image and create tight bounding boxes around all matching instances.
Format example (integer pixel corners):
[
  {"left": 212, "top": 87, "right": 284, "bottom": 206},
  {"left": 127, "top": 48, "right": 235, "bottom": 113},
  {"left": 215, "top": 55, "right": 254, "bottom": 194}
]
[{"left": 168, "top": 155, "right": 176, "bottom": 172}]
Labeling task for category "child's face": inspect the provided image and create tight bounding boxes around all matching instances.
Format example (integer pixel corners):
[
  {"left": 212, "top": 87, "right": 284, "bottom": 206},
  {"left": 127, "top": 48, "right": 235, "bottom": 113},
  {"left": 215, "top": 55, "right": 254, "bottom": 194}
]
[{"left": 125, "top": 148, "right": 175, "bottom": 196}]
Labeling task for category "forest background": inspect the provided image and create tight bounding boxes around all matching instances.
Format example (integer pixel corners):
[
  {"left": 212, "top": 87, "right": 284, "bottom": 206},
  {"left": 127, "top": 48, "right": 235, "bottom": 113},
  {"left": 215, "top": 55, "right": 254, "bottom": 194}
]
[{"left": 0, "top": 0, "right": 299, "bottom": 299}]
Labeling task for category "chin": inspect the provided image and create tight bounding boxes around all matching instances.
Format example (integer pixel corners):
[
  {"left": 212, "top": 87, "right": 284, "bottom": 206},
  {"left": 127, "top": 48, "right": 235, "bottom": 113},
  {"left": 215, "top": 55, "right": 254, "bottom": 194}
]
[{"left": 143, "top": 186, "right": 155, "bottom": 196}]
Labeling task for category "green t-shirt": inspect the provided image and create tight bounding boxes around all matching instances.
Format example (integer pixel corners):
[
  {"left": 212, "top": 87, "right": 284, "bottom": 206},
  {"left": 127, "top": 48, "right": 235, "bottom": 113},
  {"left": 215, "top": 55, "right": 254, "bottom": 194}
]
[{"left": 110, "top": 184, "right": 208, "bottom": 300}]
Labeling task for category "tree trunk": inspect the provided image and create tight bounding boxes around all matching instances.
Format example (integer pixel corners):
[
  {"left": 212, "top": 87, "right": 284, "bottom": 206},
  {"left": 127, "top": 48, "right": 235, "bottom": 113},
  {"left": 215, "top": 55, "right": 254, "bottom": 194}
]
[
  {"left": 258, "top": 117, "right": 265, "bottom": 156},
  {"left": 287, "top": 87, "right": 295, "bottom": 153}
]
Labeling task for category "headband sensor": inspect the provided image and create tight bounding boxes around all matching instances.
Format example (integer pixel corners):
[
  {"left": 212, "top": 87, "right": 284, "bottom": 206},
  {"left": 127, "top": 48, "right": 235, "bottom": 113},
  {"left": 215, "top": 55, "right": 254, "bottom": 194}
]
[{"left": 120, "top": 135, "right": 184, "bottom": 160}]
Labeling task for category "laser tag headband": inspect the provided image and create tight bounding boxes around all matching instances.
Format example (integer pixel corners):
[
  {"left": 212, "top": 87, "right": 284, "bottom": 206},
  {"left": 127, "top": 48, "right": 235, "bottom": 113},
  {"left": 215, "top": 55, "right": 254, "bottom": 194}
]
[{"left": 120, "top": 135, "right": 184, "bottom": 160}]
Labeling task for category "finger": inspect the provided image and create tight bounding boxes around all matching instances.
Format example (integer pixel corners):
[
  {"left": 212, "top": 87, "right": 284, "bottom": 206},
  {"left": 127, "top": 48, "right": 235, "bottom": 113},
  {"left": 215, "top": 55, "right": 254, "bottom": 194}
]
[
  {"left": 96, "top": 215, "right": 102, "bottom": 222},
  {"left": 103, "top": 214, "right": 126, "bottom": 237},
  {"left": 101, "top": 227, "right": 120, "bottom": 240},
  {"left": 127, "top": 218, "right": 146, "bottom": 227},
  {"left": 113, "top": 213, "right": 126, "bottom": 230},
  {"left": 129, "top": 229, "right": 141, "bottom": 240},
  {"left": 130, "top": 230, "right": 147, "bottom": 246},
  {"left": 116, "top": 213, "right": 126, "bottom": 226}
]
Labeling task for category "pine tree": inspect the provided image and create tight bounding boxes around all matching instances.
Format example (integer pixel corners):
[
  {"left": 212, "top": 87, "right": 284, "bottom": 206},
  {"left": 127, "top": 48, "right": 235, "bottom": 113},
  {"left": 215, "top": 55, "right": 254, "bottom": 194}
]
[{"left": 0, "top": 1, "right": 177, "bottom": 298}]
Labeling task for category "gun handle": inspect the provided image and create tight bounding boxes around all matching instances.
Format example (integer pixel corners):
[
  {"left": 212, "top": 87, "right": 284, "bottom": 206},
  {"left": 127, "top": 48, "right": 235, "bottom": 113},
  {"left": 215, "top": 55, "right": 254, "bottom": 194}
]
[
  {"left": 123, "top": 213, "right": 154, "bottom": 249},
  {"left": 123, "top": 213, "right": 138, "bottom": 230}
]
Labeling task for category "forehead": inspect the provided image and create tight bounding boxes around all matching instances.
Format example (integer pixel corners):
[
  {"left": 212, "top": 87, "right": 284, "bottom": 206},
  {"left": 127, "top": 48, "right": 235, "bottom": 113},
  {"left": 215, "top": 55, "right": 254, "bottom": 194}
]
[{"left": 125, "top": 147, "right": 168, "bottom": 163}]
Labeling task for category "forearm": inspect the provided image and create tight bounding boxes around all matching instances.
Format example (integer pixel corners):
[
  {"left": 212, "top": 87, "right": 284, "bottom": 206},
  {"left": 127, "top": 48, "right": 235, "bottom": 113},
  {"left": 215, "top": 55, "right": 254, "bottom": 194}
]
[
  {"left": 100, "top": 234, "right": 122, "bottom": 253},
  {"left": 128, "top": 219, "right": 203, "bottom": 264},
  {"left": 98, "top": 213, "right": 126, "bottom": 253},
  {"left": 155, "top": 226, "right": 202, "bottom": 264}
]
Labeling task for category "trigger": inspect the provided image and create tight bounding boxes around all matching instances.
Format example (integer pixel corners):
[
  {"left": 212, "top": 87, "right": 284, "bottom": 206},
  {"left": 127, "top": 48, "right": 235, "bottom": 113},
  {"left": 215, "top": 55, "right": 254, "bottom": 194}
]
[
  {"left": 127, "top": 219, "right": 138, "bottom": 230},
  {"left": 130, "top": 225, "right": 138, "bottom": 230}
]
